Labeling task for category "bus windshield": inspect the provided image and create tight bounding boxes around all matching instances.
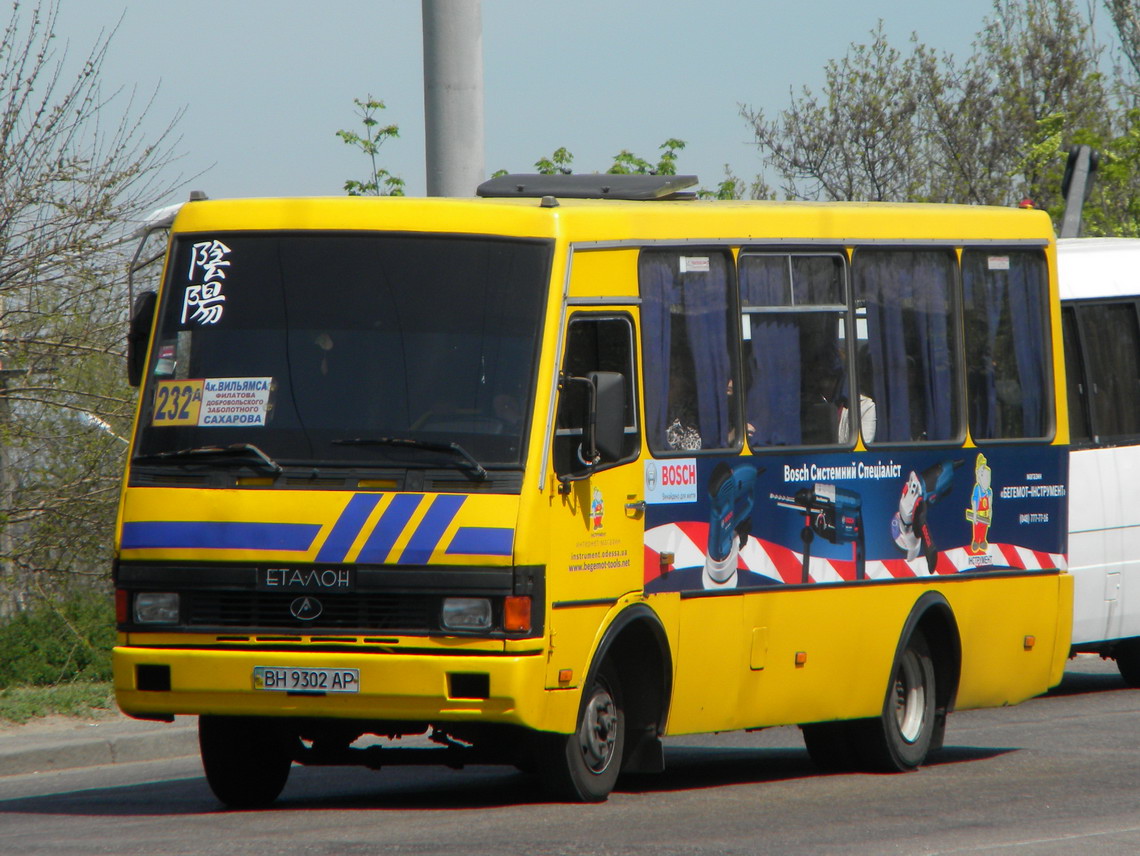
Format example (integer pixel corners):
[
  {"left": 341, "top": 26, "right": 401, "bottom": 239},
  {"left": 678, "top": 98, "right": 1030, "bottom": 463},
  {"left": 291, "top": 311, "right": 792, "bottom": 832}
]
[{"left": 134, "top": 232, "right": 551, "bottom": 470}]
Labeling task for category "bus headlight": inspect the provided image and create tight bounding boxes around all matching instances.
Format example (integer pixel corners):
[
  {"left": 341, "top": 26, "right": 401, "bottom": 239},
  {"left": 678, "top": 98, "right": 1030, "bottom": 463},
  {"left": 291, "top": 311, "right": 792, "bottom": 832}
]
[
  {"left": 441, "top": 597, "right": 492, "bottom": 631},
  {"left": 134, "top": 592, "right": 180, "bottom": 624}
]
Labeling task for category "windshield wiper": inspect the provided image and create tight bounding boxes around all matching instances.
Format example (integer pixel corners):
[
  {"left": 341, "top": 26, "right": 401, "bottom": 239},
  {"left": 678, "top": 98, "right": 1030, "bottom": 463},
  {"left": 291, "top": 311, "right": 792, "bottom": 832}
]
[
  {"left": 133, "top": 443, "right": 283, "bottom": 475},
  {"left": 332, "top": 436, "right": 488, "bottom": 481}
]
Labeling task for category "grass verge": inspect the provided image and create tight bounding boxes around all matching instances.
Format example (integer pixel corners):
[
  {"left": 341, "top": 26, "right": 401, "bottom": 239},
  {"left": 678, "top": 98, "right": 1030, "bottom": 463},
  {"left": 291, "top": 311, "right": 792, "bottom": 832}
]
[{"left": 0, "top": 682, "right": 115, "bottom": 725}]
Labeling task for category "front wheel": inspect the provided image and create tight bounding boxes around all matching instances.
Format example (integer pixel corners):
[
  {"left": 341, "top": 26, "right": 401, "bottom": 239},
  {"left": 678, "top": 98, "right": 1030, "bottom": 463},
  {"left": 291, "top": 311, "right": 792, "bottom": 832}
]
[
  {"left": 854, "top": 629, "right": 937, "bottom": 772},
  {"left": 199, "top": 716, "right": 295, "bottom": 809},
  {"left": 537, "top": 661, "right": 625, "bottom": 802}
]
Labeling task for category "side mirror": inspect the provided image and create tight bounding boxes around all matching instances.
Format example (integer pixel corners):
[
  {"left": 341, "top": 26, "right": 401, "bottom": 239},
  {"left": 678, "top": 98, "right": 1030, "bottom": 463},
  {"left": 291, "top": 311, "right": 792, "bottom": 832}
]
[
  {"left": 589, "top": 370, "right": 626, "bottom": 463},
  {"left": 127, "top": 290, "right": 157, "bottom": 387}
]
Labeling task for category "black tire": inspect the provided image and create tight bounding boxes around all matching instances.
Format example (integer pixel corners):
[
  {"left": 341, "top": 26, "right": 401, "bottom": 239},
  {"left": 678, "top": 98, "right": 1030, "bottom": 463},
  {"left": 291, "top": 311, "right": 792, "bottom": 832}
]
[
  {"left": 538, "top": 661, "right": 625, "bottom": 802},
  {"left": 1114, "top": 638, "right": 1140, "bottom": 688},
  {"left": 199, "top": 716, "right": 295, "bottom": 809},
  {"left": 853, "top": 629, "right": 937, "bottom": 772}
]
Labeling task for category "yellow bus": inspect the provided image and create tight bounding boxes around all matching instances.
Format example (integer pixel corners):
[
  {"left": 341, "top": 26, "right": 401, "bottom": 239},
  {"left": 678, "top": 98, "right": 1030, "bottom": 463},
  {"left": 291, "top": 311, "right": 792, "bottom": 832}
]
[{"left": 114, "top": 174, "right": 1072, "bottom": 806}]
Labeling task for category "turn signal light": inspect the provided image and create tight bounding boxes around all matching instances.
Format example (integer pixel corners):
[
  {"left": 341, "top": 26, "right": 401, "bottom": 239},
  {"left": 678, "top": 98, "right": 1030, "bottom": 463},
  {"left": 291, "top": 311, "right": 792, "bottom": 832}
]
[
  {"left": 115, "top": 589, "right": 128, "bottom": 624},
  {"left": 503, "top": 595, "right": 532, "bottom": 633}
]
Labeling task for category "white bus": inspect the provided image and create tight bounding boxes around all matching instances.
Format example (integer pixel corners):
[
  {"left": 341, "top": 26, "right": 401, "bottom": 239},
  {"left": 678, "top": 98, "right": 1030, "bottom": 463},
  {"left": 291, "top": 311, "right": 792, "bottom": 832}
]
[{"left": 1058, "top": 238, "right": 1140, "bottom": 684}]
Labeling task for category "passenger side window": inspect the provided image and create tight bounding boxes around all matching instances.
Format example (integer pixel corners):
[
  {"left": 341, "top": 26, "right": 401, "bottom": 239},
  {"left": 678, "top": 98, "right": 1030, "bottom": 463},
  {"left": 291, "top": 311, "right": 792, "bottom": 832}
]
[
  {"left": 739, "top": 253, "right": 853, "bottom": 448},
  {"left": 639, "top": 250, "right": 738, "bottom": 454},
  {"left": 553, "top": 315, "right": 639, "bottom": 476},
  {"left": 1073, "top": 300, "right": 1140, "bottom": 446},
  {"left": 962, "top": 249, "right": 1052, "bottom": 441},
  {"left": 853, "top": 249, "right": 960, "bottom": 443}
]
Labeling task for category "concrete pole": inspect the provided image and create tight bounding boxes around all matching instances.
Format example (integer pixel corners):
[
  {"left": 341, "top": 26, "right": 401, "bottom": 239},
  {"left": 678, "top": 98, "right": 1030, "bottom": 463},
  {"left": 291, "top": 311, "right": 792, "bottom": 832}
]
[
  {"left": 422, "top": 0, "right": 485, "bottom": 197},
  {"left": 1060, "top": 145, "right": 1093, "bottom": 239}
]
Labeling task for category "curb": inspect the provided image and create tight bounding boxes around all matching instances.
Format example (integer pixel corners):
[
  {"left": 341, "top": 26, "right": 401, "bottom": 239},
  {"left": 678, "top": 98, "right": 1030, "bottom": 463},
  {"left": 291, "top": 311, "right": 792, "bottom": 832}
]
[{"left": 0, "top": 718, "right": 198, "bottom": 777}]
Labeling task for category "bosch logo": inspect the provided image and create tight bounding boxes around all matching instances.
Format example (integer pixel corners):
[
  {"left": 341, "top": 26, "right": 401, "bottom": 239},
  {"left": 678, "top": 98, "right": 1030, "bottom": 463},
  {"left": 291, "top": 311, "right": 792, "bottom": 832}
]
[
  {"left": 645, "top": 456, "right": 699, "bottom": 504},
  {"left": 661, "top": 462, "right": 697, "bottom": 487},
  {"left": 289, "top": 596, "right": 323, "bottom": 621}
]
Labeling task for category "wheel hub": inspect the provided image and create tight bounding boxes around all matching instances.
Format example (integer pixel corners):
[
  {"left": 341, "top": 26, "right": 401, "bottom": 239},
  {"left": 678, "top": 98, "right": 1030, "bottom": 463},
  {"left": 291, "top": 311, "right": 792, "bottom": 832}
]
[
  {"left": 580, "top": 691, "right": 618, "bottom": 772},
  {"left": 893, "top": 649, "right": 927, "bottom": 744}
]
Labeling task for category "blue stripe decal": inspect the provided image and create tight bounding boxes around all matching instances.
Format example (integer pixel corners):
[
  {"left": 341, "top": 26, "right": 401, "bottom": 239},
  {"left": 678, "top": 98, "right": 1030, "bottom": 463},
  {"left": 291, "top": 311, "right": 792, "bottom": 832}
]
[
  {"left": 315, "top": 493, "right": 383, "bottom": 563},
  {"left": 446, "top": 527, "right": 514, "bottom": 556},
  {"left": 399, "top": 495, "right": 466, "bottom": 564},
  {"left": 356, "top": 494, "right": 424, "bottom": 563},
  {"left": 121, "top": 521, "right": 321, "bottom": 552}
]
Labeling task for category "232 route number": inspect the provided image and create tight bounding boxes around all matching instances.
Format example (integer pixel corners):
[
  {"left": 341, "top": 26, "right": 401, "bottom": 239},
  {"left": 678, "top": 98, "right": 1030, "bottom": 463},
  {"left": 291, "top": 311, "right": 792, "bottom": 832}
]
[{"left": 152, "top": 379, "right": 203, "bottom": 426}]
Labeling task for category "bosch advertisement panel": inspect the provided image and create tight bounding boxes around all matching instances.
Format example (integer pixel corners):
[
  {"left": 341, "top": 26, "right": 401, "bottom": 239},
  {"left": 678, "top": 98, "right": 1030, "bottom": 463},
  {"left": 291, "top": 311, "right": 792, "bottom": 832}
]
[{"left": 643, "top": 448, "right": 1067, "bottom": 594}]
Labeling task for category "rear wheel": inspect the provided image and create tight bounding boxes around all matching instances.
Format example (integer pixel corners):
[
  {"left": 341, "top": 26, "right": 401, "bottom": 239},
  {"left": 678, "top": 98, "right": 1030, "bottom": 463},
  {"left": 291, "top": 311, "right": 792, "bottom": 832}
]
[
  {"left": 199, "top": 716, "right": 295, "bottom": 809},
  {"left": 855, "top": 629, "right": 937, "bottom": 772},
  {"left": 1114, "top": 638, "right": 1140, "bottom": 688},
  {"left": 538, "top": 661, "right": 625, "bottom": 802}
]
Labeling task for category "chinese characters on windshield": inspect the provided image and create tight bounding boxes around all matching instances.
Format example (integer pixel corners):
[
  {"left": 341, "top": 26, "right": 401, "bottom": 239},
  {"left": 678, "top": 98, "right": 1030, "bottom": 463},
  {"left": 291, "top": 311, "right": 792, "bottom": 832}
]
[{"left": 181, "top": 240, "right": 231, "bottom": 325}]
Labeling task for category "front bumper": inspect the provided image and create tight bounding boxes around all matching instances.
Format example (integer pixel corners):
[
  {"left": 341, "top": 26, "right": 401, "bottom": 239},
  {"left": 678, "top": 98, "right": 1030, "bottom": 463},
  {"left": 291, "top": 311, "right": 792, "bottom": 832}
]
[{"left": 113, "top": 645, "right": 574, "bottom": 732}]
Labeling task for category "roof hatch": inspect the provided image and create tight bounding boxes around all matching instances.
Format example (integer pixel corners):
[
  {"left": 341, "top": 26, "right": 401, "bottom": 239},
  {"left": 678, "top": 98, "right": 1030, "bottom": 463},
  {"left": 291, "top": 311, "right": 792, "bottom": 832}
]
[{"left": 476, "top": 173, "right": 699, "bottom": 201}]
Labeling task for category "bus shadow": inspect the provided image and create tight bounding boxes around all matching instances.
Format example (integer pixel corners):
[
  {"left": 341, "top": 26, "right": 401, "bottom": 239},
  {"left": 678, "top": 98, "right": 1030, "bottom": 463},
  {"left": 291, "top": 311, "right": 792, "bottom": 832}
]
[
  {"left": 0, "top": 744, "right": 1019, "bottom": 816},
  {"left": 618, "top": 743, "right": 1014, "bottom": 795},
  {"left": 618, "top": 746, "right": 817, "bottom": 794},
  {"left": 925, "top": 745, "right": 1017, "bottom": 767},
  {"left": 1047, "top": 667, "right": 1129, "bottom": 697}
]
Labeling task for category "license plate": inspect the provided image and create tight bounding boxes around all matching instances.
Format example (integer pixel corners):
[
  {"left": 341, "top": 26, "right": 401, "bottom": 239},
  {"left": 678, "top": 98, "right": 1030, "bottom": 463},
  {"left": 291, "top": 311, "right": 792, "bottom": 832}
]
[{"left": 253, "top": 666, "right": 359, "bottom": 693}]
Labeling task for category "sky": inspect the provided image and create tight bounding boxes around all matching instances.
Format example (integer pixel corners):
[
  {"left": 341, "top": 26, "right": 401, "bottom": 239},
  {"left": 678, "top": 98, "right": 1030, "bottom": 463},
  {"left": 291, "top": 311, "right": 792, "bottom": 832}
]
[{"left": 50, "top": 0, "right": 1011, "bottom": 213}]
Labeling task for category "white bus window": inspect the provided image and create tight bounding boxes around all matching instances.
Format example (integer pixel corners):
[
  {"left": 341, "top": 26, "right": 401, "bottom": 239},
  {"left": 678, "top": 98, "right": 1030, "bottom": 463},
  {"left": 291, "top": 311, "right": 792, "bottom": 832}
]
[
  {"left": 962, "top": 249, "right": 1052, "bottom": 441},
  {"left": 1061, "top": 306, "right": 1092, "bottom": 445},
  {"left": 739, "top": 253, "right": 850, "bottom": 448},
  {"left": 639, "top": 250, "right": 737, "bottom": 454},
  {"left": 1075, "top": 301, "right": 1140, "bottom": 445},
  {"left": 853, "top": 249, "right": 960, "bottom": 444}
]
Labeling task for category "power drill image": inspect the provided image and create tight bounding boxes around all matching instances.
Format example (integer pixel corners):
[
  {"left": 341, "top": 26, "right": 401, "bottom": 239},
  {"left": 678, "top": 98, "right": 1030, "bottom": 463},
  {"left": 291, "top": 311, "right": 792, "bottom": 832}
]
[{"left": 776, "top": 483, "right": 865, "bottom": 583}]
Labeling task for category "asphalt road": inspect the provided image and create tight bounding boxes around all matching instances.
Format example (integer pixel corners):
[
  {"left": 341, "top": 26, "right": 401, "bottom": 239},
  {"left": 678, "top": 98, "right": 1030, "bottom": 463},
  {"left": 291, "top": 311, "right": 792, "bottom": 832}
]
[{"left": 1, "top": 656, "right": 1137, "bottom": 856}]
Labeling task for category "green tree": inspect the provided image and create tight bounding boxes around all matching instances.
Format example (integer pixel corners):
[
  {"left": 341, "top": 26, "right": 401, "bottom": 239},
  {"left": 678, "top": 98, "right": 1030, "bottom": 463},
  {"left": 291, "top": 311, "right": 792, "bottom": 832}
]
[
  {"left": 743, "top": 24, "right": 927, "bottom": 202},
  {"left": 0, "top": 0, "right": 182, "bottom": 617},
  {"left": 534, "top": 147, "right": 573, "bottom": 175},
  {"left": 1107, "top": 0, "right": 1140, "bottom": 80},
  {"left": 607, "top": 138, "right": 687, "bottom": 175},
  {"left": 516, "top": 140, "right": 774, "bottom": 199},
  {"left": 742, "top": 2, "right": 1113, "bottom": 211},
  {"left": 336, "top": 96, "right": 405, "bottom": 196}
]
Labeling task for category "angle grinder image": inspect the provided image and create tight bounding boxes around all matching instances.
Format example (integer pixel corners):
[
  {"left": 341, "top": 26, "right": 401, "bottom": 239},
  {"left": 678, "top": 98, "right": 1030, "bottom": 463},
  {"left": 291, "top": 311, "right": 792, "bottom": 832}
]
[{"left": 890, "top": 459, "right": 963, "bottom": 573}]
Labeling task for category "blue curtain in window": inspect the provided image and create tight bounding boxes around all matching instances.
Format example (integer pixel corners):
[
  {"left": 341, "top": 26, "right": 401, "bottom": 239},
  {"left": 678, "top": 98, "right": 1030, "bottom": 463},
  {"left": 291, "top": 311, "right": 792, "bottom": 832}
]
[
  {"left": 914, "top": 256, "right": 954, "bottom": 440},
  {"left": 965, "top": 258, "right": 1002, "bottom": 438},
  {"left": 740, "top": 260, "right": 801, "bottom": 445},
  {"left": 1007, "top": 255, "right": 1045, "bottom": 436},
  {"left": 683, "top": 264, "right": 731, "bottom": 447},
  {"left": 638, "top": 255, "right": 677, "bottom": 446},
  {"left": 859, "top": 252, "right": 954, "bottom": 442},
  {"left": 964, "top": 252, "right": 1046, "bottom": 438}
]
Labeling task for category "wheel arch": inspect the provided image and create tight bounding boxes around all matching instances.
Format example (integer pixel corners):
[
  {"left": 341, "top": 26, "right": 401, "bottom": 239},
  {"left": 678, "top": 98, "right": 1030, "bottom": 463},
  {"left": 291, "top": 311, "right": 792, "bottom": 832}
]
[
  {"left": 897, "top": 590, "right": 962, "bottom": 740},
  {"left": 584, "top": 602, "right": 673, "bottom": 773}
]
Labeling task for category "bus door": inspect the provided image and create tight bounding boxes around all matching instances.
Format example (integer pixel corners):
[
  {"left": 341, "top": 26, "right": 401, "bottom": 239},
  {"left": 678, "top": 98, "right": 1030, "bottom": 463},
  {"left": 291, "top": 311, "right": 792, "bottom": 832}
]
[
  {"left": 1068, "top": 300, "right": 1140, "bottom": 641},
  {"left": 1063, "top": 305, "right": 1115, "bottom": 642},
  {"left": 545, "top": 312, "right": 644, "bottom": 688},
  {"left": 633, "top": 248, "right": 758, "bottom": 732}
]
